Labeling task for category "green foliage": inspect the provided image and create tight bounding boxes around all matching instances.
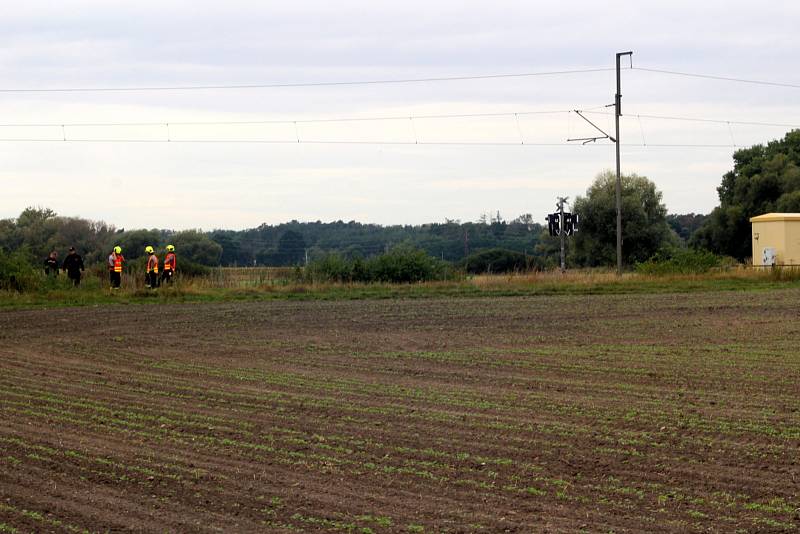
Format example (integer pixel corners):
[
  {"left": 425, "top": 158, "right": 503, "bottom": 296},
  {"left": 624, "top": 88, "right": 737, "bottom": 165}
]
[
  {"left": 1, "top": 207, "right": 118, "bottom": 265},
  {"left": 278, "top": 230, "right": 306, "bottom": 265},
  {"left": 171, "top": 230, "right": 223, "bottom": 266},
  {"left": 532, "top": 230, "right": 562, "bottom": 269},
  {"left": 666, "top": 213, "right": 708, "bottom": 243},
  {"left": 693, "top": 129, "right": 800, "bottom": 259},
  {"left": 368, "top": 245, "right": 452, "bottom": 283},
  {"left": 775, "top": 190, "right": 800, "bottom": 212},
  {"left": 0, "top": 248, "right": 40, "bottom": 291},
  {"left": 463, "top": 248, "right": 538, "bottom": 274},
  {"left": 572, "top": 171, "right": 670, "bottom": 267},
  {"left": 117, "top": 229, "right": 162, "bottom": 260},
  {"left": 177, "top": 259, "right": 212, "bottom": 277},
  {"left": 211, "top": 216, "right": 543, "bottom": 267},
  {"left": 635, "top": 248, "right": 731, "bottom": 275},
  {"left": 306, "top": 245, "right": 455, "bottom": 283},
  {"left": 305, "top": 254, "right": 353, "bottom": 282},
  {"left": 0, "top": 208, "right": 548, "bottom": 270}
]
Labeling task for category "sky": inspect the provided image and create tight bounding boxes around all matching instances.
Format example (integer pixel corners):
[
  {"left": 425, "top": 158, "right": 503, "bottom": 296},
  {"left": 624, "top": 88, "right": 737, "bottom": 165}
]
[{"left": 1, "top": 0, "right": 799, "bottom": 230}]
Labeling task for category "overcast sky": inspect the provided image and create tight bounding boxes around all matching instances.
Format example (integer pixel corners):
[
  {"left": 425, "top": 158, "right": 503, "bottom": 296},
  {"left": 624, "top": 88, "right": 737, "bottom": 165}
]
[{"left": 1, "top": 0, "right": 799, "bottom": 230}]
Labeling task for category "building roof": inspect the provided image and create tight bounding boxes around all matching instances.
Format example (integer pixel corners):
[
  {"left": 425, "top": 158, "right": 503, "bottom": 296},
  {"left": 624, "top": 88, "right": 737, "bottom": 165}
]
[{"left": 750, "top": 213, "right": 800, "bottom": 223}]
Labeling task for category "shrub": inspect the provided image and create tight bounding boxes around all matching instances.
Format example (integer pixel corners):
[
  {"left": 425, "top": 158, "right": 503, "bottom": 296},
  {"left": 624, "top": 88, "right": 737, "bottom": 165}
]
[
  {"left": 307, "top": 245, "right": 455, "bottom": 283},
  {"left": 463, "top": 248, "right": 537, "bottom": 274},
  {"left": 175, "top": 259, "right": 211, "bottom": 278},
  {"left": 306, "top": 254, "right": 353, "bottom": 283},
  {"left": 0, "top": 248, "right": 40, "bottom": 291},
  {"left": 635, "top": 248, "right": 732, "bottom": 275},
  {"left": 367, "top": 246, "right": 449, "bottom": 283}
]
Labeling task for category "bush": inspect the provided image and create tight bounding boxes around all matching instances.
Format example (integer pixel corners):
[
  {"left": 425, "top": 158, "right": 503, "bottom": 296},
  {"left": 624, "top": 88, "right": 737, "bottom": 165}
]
[
  {"left": 0, "top": 248, "right": 40, "bottom": 291},
  {"left": 635, "top": 248, "right": 732, "bottom": 275},
  {"left": 306, "top": 254, "right": 353, "bottom": 282},
  {"left": 174, "top": 259, "right": 211, "bottom": 278},
  {"left": 367, "top": 246, "right": 449, "bottom": 283},
  {"left": 463, "top": 248, "right": 537, "bottom": 274},
  {"left": 307, "top": 245, "right": 455, "bottom": 283}
]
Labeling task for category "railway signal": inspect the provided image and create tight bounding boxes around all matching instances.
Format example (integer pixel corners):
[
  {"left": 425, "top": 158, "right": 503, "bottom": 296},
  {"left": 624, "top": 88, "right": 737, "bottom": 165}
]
[{"left": 546, "top": 197, "right": 579, "bottom": 272}]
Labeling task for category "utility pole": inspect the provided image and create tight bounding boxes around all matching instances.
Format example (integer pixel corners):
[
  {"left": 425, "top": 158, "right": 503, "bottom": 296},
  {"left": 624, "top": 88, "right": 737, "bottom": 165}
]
[
  {"left": 615, "top": 51, "right": 633, "bottom": 276},
  {"left": 557, "top": 196, "right": 568, "bottom": 273},
  {"left": 463, "top": 229, "right": 470, "bottom": 257},
  {"left": 568, "top": 51, "right": 632, "bottom": 276}
]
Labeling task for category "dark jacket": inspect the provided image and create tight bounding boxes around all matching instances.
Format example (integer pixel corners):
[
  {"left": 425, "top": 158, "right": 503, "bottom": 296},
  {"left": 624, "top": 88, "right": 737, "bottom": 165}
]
[
  {"left": 44, "top": 256, "right": 59, "bottom": 275},
  {"left": 62, "top": 252, "right": 85, "bottom": 276}
]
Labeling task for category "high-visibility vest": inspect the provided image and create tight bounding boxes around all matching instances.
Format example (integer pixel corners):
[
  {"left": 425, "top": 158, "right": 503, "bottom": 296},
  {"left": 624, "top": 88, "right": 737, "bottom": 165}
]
[
  {"left": 164, "top": 252, "right": 176, "bottom": 271},
  {"left": 147, "top": 255, "right": 159, "bottom": 273},
  {"left": 114, "top": 254, "right": 124, "bottom": 273}
]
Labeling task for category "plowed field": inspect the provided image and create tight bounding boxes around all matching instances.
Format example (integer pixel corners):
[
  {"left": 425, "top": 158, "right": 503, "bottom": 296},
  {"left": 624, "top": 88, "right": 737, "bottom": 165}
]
[{"left": 1, "top": 289, "right": 799, "bottom": 532}]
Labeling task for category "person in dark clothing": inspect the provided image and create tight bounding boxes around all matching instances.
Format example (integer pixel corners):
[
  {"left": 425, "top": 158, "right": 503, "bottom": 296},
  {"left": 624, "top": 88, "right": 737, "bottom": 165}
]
[
  {"left": 62, "top": 247, "right": 85, "bottom": 286},
  {"left": 44, "top": 251, "right": 59, "bottom": 276}
]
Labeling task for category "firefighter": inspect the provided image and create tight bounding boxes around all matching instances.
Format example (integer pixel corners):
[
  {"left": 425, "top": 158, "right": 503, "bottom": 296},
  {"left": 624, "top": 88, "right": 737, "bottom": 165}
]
[
  {"left": 145, "top": 246, "right": 159, "bottom": 288},
  {"left": 161, "top": 244, "right": 176, "bottom": 284},
  {"left": 108, "top": 246, "right": 124, "bottom": 289}
]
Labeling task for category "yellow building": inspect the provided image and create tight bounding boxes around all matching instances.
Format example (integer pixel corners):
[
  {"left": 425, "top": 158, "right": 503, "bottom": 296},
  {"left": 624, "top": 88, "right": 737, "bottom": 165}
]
[{"left": 750, "top": 213, "right": 800, "bottom": 266}]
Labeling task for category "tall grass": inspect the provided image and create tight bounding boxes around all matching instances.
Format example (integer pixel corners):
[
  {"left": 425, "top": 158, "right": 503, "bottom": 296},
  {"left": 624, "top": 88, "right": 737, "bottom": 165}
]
[{"left": 2, "top": 262, "right": 800, "bottom": 309}]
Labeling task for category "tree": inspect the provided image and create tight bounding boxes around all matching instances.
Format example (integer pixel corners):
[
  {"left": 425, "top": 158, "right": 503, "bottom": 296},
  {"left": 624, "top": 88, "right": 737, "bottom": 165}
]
[
  {"left": 117, "top": 229, "right": 163, "bottom": 261},
  {"left": 692, "top": 129, "right": 800, "bottom": 260},
  {"left": 172, "top": 230, "right": 223, "bottom": 266},
  {"left": 666, "top": 213, "right": 708, "bottom": 243},
  {"left": 572, "top": 170, "right": 670, "bottom": 267},
  {"left": 276, "top": 230, "right": 306, "bottom": 265},
  {"left": 209, "top": 230, "right": 242, "bottom": 266},
  {"left": 14, "top": 207, "right": 59, "bottom": 259}
]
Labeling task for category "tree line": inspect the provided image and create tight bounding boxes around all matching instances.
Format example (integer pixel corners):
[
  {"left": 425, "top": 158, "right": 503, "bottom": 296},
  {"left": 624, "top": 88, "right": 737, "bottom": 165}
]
[{"left": 2, "top": 128, "right": 798, "bottom": 273}]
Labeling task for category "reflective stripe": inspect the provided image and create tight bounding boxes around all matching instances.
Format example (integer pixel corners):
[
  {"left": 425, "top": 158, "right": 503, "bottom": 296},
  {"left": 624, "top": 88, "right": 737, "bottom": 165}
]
[
  {"left": 114, "top": 255, "right": 123, "bottom": 273},
  {"left": 164, "top": 253, "right": 176, "bottom": 271},
  {"left": 147, "top": 255, "right": 159, "bottom": 273}
]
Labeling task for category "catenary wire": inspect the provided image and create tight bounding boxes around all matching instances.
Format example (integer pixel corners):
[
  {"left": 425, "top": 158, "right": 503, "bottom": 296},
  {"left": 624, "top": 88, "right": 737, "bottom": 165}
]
[
  {"left": 0, "top": 138, "right": 741, "bottom": 148},
  {"left": 580, "top": 110, "right": 800, "bottom": 128},
  {"left": 633, "top": 67, "right": 800, "bottom": 89},
  {"left": 0, "top": 109, "right": 575, "bottom": 128},
  {"left": 0, "top": 68, "right": 614, "bottom": 93},
  {"left": 1, "top": 109, "right": 796, "bottom": 130}
]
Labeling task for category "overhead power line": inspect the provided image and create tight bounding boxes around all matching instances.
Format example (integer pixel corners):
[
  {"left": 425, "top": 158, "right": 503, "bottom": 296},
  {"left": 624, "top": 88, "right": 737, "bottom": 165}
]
[
  {"left": 0, "top": 108, "right": 574, "bottom": 128},
  {"left": 581, "top": 110, "right": 800, "bottom": 129},
  {"left": 0, "top": 138, "right": 741, "bottom": 148},
  {"left": 1, "top": 108, "right": 796, "bottom": 130},
  {"left": 633, "top": 67, "right": 800, "bottom": 89},
  {"left": 3, "top": 65, "right": 799, "bottom": 94},
  {"left": 0, "top": 67, "right": 614, "bottom": 93}
]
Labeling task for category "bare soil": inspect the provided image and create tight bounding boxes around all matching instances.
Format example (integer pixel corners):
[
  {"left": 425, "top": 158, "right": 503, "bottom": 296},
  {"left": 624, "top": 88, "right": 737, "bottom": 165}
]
[{"left": 1, "top": 289, "right": 799, "bottom": 532}]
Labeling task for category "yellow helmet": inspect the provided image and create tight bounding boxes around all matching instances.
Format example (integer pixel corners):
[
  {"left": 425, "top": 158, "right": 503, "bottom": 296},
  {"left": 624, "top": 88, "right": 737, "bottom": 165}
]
[
  {"left": 114, "top": 246, "right": 122, "bottom": 254},
  {"left": 145, "top": 246, "right": 154, "bottom": 254},
  {"left": 166, "top": 245, "right": 175, "bottom": 252}
]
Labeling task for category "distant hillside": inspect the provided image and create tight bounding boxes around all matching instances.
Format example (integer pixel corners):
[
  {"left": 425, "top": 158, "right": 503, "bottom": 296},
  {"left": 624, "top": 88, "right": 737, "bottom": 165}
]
[{"left": 209, "top": 215, "right": 546, "bottom": 266}]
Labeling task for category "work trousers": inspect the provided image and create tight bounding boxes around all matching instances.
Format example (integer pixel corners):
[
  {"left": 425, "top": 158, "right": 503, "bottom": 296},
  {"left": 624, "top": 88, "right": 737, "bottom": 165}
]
[{"left": 110, "top": 271, "right": 121, "bottom": 288}]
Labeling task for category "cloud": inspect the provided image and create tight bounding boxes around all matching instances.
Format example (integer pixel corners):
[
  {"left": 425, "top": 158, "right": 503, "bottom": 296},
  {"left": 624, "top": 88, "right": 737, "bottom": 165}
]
[{"left": 0, "top": 1, "right": 798, "bottom": 228}]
